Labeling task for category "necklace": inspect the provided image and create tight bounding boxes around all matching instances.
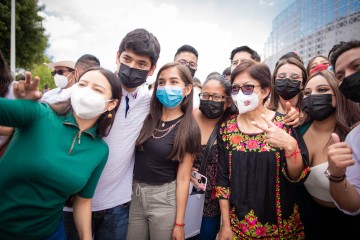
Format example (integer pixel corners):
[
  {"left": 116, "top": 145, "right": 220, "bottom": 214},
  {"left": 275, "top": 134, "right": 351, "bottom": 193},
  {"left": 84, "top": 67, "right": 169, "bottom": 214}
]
[{"left": 152, "top": 118, "right": 182, "bottom": 139}]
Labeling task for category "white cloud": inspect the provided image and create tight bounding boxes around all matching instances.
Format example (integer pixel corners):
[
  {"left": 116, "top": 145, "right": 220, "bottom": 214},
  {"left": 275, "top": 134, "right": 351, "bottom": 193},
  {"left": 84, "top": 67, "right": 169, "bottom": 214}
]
[
  {"left": 259, "top": 0, "right": 275, "bottom": 6},
  {"left": 39, "top": 0, "right": 288, "bottom": 82}
]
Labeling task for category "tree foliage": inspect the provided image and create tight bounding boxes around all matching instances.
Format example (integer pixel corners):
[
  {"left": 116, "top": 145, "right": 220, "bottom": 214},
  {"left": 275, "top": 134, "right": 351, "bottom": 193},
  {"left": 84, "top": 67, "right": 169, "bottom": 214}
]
[
  {"left": 0, "top": 0, "right": 48, "bottom": 70},
  {"left": 31, "top": 64, "right": 55, "bottom": 91}
]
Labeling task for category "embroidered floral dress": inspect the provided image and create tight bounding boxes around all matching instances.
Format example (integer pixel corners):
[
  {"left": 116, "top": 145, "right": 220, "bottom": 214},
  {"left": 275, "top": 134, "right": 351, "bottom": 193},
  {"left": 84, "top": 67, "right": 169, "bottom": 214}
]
[
  {"left": 215, "top": 113, "right": 310, "bottom": 239},
  {"left": 193, "top": 144, "right": 221, "bottom": 217}
]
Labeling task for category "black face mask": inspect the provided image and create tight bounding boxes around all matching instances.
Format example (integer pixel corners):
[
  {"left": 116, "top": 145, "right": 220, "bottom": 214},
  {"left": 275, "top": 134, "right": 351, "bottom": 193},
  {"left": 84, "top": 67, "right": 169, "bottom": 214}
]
[
  {"left": 275, "top": 78, "right": 302, "bottom": 100},
  {"left": 339, "top": 71, "right": 360, "bottom": 103},
  {"left": 118, "top": 64, "right": 149, "bottom": 89},
  {"left": 301, "top": 94, "right": 335, "bottom": 121},
  {"left": 188, "top": 66, "right": 196, "bottom": 77},
  {"left": 199, "top": 100, "right": 225, "bottom": 119}
]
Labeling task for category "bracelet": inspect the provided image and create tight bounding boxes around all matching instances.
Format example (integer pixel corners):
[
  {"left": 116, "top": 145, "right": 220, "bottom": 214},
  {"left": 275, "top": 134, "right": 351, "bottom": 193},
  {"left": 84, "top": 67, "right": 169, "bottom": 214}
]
[
  {"left": 285, "top": 146, "right": 301, "bottom": 163},
  {"left": 324, "top": 168, "right": 346, "bottom": 182},
  {"left": 174, "top": 222, "right": 185, "bottom": 227}
]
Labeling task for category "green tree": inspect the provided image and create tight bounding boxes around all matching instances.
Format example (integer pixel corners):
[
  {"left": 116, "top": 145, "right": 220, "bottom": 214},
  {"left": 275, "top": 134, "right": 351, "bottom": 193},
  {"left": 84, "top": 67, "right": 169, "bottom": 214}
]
[
  {"left": 31, "top": 63, "right": 55, "bottom": 91},
  {"left": 0, "top": 0, "right": 49, "bottom": 70}
]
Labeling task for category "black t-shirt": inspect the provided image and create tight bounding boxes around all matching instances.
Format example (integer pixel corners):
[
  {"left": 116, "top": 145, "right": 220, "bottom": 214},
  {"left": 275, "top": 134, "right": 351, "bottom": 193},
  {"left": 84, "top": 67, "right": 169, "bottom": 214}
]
[{"left": 134, "top": 117, "right": 182, "bottom": 185}]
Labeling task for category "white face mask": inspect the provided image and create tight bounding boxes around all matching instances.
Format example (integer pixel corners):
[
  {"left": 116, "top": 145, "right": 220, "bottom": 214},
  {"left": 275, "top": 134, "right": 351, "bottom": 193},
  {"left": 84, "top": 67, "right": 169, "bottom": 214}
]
[
  {"left": 54, "top": 73, "right": 72, "bottom": 89},
  {"left": 232, "top": 90, "right": 260, "bottom": 114},
  {"left": 71, "top": 86, "right": 112, "bottom": 120}
]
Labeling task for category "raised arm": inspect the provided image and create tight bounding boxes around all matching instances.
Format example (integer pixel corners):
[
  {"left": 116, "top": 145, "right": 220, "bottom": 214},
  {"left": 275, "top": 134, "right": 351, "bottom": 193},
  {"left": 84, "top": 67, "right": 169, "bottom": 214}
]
[
  {"left": 327, "top": 133, "right": 360, "bottom": 214},
  {"left": 252, "top": 114, "right": 308, "bottom": 180},
  {"left": 13, "top": 71, "right": 42, "bottom": 100},
  {"left": 0, "top": 126, "right": 13, "bottom": 136}
]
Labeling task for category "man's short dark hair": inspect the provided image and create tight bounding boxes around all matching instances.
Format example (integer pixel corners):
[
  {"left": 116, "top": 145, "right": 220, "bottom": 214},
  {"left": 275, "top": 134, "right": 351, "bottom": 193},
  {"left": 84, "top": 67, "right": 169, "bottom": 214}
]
[
  {"left": 174, "top": 45, "right": 198, "bottom": 59},
  {"left": 118, "top": 28, "right": 161, "bottom": 67},
  {"left": 75, "top": 54, "right": 100, "bottom": 70},
  {"left": 328, "top": 40, "right": 360, "bottom": 71},
  {"left": 230, "top": 46, "right": 261, "bottom": 62}
]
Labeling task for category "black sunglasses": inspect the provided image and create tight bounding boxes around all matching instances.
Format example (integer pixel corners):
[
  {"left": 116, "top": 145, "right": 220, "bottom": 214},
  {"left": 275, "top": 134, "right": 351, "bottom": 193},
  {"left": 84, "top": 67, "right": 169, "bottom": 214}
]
[{"left": 51, "top": 68, "right": 73, "bottom": 76}]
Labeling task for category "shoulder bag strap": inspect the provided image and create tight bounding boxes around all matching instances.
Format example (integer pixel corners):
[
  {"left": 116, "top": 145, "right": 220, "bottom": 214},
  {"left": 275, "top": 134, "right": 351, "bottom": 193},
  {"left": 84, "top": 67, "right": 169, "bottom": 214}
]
[{"left": 199, "top": 122, "right": 220, "bottom": 175}]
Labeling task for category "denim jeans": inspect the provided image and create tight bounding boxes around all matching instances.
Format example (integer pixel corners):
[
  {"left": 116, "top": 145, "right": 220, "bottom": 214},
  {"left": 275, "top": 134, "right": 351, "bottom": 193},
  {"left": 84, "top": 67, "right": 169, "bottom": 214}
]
[
  {"left": 46, "top": 218, "right": 67, "bottom": 240},
  {"left": 63, "top": 203, "right": 130, "bottom": 240},
  {"left": 186, "top": 215, "right": 221, "bottom": 240}
]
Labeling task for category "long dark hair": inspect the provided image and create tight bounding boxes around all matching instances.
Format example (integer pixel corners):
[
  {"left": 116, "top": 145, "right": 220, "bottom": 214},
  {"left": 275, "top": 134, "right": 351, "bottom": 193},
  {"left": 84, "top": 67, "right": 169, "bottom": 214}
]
[
  {"left": 51, "top": 67, "right": 122, "bottom": 138},
  {"left": 0, "top": 49, "right": 14, "bottom": 97},
  {"left": 136, "top": 62, "right": 201, "bottom": 161},
  {"left": 303, "top": 70, "right": 360, "bottom": 142}
]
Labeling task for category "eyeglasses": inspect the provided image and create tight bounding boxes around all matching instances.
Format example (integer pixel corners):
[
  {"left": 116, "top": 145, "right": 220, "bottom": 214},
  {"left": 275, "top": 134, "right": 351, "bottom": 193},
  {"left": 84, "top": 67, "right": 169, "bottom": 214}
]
[
  {"left": 51, "top": 69, "right": 73, "bottom": 76},
  {"left": 199, "top": 93, "right": 227, "bottom": 102},
  {"left": 231, "top": 84, "right": 260, "bottom": 95},
  {"left": 177, "top": 59, "right": 198, "bottom": 69}
]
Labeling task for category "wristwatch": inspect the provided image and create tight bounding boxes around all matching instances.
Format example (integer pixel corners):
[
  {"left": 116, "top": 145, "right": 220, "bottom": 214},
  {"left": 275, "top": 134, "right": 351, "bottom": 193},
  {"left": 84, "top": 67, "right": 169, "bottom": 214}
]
[{"left": 324, "top": 168, "right": 346, "bottom": 182}]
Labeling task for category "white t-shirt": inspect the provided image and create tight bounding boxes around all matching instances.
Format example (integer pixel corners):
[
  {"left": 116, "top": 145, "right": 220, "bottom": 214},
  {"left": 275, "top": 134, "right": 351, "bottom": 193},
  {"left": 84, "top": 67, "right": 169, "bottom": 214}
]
[
  {"left": 64, "top": 86, "right": 151, "bottom": 211},
  {"left": 40, "top": 87, "right": 74, "bottom": 104}
]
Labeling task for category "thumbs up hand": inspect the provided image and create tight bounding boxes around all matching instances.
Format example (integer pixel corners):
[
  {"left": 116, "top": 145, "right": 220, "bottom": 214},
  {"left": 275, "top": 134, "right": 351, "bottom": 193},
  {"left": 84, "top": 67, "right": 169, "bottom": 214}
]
[
  {"left": 283, "top": 102, "right": 300, "bottom": 127},
  {"left": 327, "top": 133, "right": 355, "bottom": 177}
]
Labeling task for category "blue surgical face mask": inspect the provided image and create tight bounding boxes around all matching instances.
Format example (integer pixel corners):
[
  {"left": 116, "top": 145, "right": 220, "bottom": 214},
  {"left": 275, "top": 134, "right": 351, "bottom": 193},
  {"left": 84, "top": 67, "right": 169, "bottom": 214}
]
[{"left": 156, "top": 86, "right": 184, "bottom": 108}]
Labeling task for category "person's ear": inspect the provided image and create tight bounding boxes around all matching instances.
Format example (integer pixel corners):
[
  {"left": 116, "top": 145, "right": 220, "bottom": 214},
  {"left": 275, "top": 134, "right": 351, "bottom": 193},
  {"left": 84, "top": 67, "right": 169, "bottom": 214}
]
[
  {"left": 74, "top": 68, "right": 79, "bottom": 82},
  {"left": 184, "top": 84, "right": 192, "bottom": 97},
  {"left": 107, "top": 99, "right": 119, "bottom": 111},
  {"left": 261, "top": 87, "right": 270, "bottom": 100},
  {"left": 225, "top": 97, "right": 233, "bottom": 109},
  {"left": 148, "top": 64, "right": 157, "bottom": 77},
  {"left": 115, "top": 51, "right": 120, "bottom": 66}
]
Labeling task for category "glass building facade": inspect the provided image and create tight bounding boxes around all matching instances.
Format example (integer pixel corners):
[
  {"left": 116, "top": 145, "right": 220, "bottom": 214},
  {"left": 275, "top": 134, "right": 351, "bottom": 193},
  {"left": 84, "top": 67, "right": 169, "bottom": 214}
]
[{"left": 264, "top": 0, "right": 360, "bottom": 70}]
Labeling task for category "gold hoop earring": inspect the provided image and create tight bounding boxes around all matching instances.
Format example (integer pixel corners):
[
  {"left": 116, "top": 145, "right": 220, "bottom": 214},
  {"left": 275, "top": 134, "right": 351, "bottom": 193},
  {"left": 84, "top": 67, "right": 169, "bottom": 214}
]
[{"left": 107, "top": 112, "right": 113, "bottom": 119}]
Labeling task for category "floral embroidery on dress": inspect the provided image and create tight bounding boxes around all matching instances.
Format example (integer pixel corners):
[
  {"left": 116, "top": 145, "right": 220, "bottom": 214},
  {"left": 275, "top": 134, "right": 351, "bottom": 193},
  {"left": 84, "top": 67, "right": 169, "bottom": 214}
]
[
  {"left": 222, "top": 115, "right": 288, "bottom": 153},
  {"left": 229, "top": 205, "right": 305, "bottom": 239},
  {"left": 194, "top": 144, "right": 221, "bottom": 217},
  {"left": 214, "top": 186, "right": 230, "bottom": 199},
  {"left": 216, "top": 113, "right": 308, "bottom": 239}
]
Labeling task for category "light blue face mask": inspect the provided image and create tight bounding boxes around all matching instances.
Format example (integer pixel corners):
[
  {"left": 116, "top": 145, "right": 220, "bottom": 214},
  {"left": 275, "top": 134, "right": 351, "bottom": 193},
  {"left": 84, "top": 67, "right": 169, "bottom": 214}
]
[{"left": 156, "top": 86, "right": 184, "bottom": 109}]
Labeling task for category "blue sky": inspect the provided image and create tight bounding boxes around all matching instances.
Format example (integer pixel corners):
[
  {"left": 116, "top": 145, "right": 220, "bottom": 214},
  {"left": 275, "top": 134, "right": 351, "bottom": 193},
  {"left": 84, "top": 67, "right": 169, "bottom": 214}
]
[{"left": 39, "top": 0, "right": 294, "bottom": 82}]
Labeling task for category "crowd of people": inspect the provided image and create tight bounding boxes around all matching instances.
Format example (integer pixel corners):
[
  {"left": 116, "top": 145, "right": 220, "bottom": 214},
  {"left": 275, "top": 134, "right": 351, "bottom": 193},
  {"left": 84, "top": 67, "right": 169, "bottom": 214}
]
[{"left": 0, "top": 28, "right": 359, "bottom": 240}]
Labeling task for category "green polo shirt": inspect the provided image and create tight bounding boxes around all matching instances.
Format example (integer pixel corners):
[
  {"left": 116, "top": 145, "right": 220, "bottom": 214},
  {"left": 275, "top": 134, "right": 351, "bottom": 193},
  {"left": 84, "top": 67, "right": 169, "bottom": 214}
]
[{"left": 0, "top": 98, "right": 109, "bottom": 240}]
